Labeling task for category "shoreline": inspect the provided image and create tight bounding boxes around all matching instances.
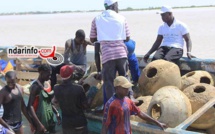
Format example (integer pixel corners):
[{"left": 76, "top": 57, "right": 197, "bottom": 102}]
[{"left": 0, "top": 5, "right": 215, "bottom": 16}]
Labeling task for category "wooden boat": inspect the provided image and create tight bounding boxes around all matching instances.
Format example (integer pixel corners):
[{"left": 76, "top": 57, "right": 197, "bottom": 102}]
[{"left": 1, "top": 45, "right": 215, "bottom": 134}]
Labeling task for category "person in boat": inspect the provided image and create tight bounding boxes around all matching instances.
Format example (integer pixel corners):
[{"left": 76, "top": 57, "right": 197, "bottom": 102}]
[
  {"left": 0, "top": 71, "right": 35, "bottom": 134},
  {"left": 50, "top": 29, "right": 93, "bottom": 88},
  {"left": 27, "top": 64, "right": 61, "bottom": 134},
  {"left": 101, "top": 76, "right": 167, "bottom": 134},
  {"left": 143, "top": 5, "right": 195, "bottom": 64},
  {"left": 90, "top": 0, "right": 138, "bottom": 106},
  {"left": 52, "top": 65, "right": 91, "bottom": 134},
  {"left": 124, "top": 39, "right": 140, "bottom": 85}
]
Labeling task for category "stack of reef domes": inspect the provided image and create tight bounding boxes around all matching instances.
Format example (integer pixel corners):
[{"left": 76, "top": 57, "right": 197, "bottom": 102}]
[{"left": 137, "top": 59, "right": 215, "bottom": 132}]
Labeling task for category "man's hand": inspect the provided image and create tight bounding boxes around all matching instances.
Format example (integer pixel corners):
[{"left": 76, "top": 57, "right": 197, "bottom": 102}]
[
  {"left": 95, "top": 72, "right": 102, "bottom": 81},
  {"left": 187, "top": 52, "right": 196, "bottom": 59},
  {"left": 84, "top": 39, "right": 93, "bottom": 45},
  {"left": 56, "top": 113, "right": 62, "bottom": 125},
  {"left": 8, "top": 128, "right": 16, "bottom": 134},
  {"left": 158, "top": 122, "right": 168, "bottom": 130},
  {"left": 143, "top": 53, "right": 150, "bottom": 63},
  {"left": 37, "top": 124, "right": 47, "bottom": 133}
]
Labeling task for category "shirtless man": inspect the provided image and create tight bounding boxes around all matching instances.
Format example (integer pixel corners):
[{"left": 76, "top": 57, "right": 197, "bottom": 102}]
[{"left": 0, "top": 71, "right": 34, "bottom": 134}]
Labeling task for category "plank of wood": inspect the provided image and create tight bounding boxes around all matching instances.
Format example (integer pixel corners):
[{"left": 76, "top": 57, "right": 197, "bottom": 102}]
[
  {"left": 16, "top": 71, "right": 38, "bottom": 80},
  {"left": 16, "top": 58, "right": 43, "bottom": 65},
  {"left": 175, "top": 97, "right": 215, "bottom": 130}
]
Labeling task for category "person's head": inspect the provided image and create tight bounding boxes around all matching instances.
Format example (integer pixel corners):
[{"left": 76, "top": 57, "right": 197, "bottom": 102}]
[
  {"left": 114, "top": 76, "right": 133, "bottom": 98},
  {"left": 157, "top": 5, "right": 174, "bottom": 23},
  {"left": 38, "top": 64, "right": 51, "bottom": 81},
  {"left": 60, "top": 65, "right": 75, "bottom": 81},
  {"left": 75, "top": 29, "right": 86, "bottom": 45},
  {"left": 5, "top": 71, "right": 16, "bottom": 89},
  {"left": 104, "top": 0, "right": 119, "bottom": 13}
]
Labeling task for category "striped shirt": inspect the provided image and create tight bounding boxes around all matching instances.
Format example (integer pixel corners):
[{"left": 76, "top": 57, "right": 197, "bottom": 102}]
[
  {"left": 103, "top": 95, "right": 140, "bottom": 134},
  {"left": 90, "top": 17, "right": 130, "bottom": 64}
]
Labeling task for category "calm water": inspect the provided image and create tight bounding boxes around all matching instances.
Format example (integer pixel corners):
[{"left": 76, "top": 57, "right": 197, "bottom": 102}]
[{"left": 0, "top": 7, "right": 215, "bottom": 59}]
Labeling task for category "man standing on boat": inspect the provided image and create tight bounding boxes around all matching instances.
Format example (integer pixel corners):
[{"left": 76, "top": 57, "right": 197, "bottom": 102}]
[
  {"left": 0, "top": 71, "right": 35, "bottom": 134},
  {"left": 143, "top": 5, "right": 195, "bottom": 64},
  {"left": 52, "top": 65, "right": 90, "bottom": 134},
  {"left": 101, "top": 76, "right": 167, "bottom": 134},
  {"left": 27, "top": 64, "right": 60, "bottom": 134},
  {"left": 50, "top": 29, "right": 93, "bottom": 88},
  {"left": 90, "top": 0, "right": 138, "bottom": 106}
]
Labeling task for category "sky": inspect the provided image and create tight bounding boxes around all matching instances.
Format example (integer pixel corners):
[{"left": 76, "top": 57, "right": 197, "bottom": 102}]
[{"left": 0, "top": 0, "right": 214, "bottom": 13}]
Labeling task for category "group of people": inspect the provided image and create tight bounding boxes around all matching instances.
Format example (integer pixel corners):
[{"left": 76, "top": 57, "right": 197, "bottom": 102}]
[{"left": 0, "top": 0, "right": 195, "bottom": 133}]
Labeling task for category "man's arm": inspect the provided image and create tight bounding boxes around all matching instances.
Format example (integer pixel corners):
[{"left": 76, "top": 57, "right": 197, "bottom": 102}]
[
  {"left": 79, "top": 86, "right": 90, "bottom": 109},
  {"left": 90, "top": 18, "right": 97, "bottom": 43},
  {"left": 27, "top": 85, "right": 47, "bottom": 133},
  {"left": 19, "top": 86, "right": 34, "bottom": 126},
  {"left": 0, "top": 90, "right": 11, "bottom": 130},
  {"left": 143, "top": 35, "right": 163, "bottom": 62},
  {"left": 90, "top": 38, "right": 97, "bottom": 43},
  {"left": 84, "top": 39, "right": 94, "bottom": 46},
  {"left": 183, "top": 33, "right": 194, "bottom": 59},
  {"left": 137, "top": 112, "right": 167, "bottom": 130},
  {"left": 95, "top": 43, "right": 101, "bottom": 70},
  {"left": 51, "top": 99, "right": 61, "bottom": 125},
  {"left": 125, "top": 37, "right": 130, "bottom": 42},
  {"left": 64, "top": 40, "right": 71, "bottom": 64}
]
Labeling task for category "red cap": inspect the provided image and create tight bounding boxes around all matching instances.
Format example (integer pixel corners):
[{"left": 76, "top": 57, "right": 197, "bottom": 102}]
[{"left": 60, "top": 65, "right": 74, "bottom": 80}]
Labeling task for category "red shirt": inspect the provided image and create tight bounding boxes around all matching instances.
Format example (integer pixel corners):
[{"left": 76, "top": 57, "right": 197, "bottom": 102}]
[{"left": 103, "top": 95, "right": 140, "bottom": 134}]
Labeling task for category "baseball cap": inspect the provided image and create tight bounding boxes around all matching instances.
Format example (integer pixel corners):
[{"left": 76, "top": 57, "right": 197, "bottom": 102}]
[
  {"left": 104, "top": 0, "right": 118, "bottom": 6},
  {"left": 157, "top": 5, "right": 173, "bottom": 14},
  {"left": 60, "top": 65, "right": 74, "bottom": 80},
  {"left": 114, "top": 76, "right": 133, "bottom": 88}
]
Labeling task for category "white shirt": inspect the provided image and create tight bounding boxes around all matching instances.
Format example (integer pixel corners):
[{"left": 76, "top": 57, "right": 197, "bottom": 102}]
[
  {"left": 158, "top": 19, "right": 189, "bottom": 49},
  {"left": 95, "top": 10, "right": 126, "bottom": 41}
]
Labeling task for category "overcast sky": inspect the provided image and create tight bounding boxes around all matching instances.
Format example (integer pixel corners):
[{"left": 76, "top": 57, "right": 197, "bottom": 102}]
[{"left": 0, "top": 0, "right": 214, "bottom": 13}]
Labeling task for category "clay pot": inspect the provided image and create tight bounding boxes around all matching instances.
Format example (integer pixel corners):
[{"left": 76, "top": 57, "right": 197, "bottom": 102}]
[
  {"left": 130, "top": 96, "right": 152, "bottom": 123},
  {"left": 138, "top": 60, "right": 181, "bottom": 95},
  {"left": 181, "top": 71, "right": 214, "bottom": 90},
  {"left": 147, "top": 86, "right": 192, "bottom": 128},
  {"left": 183, "top": 83, "right": 215, "bottom": 129}
]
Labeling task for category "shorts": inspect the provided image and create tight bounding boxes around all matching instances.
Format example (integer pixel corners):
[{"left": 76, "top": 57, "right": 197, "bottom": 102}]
[
  {"left": 0, "top": 124, "right": 8, "bottom": 134},
  {"left": 9, "top": 121, "right": 23, "bottom": 132}
]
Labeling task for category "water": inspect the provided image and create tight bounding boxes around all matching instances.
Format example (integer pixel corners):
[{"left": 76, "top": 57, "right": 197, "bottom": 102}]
[{"left": 0, "top": 7, "right": 215, "bottom": 59}]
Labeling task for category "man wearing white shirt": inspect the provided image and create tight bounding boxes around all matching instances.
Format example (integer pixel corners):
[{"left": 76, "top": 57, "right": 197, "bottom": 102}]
[
  {"left": 90, "top": 0, "right": 138, "bottom": 106},
  {"left": 144, "top": 5, "right": 194, "bottom": 64}
]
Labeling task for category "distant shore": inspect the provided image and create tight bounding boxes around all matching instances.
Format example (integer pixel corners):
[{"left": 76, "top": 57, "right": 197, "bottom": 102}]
[{"left": 0, "top": 5, "right": 215, "bottom": 16}]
